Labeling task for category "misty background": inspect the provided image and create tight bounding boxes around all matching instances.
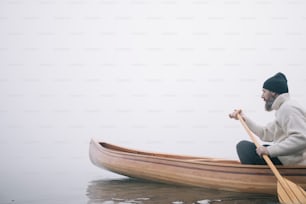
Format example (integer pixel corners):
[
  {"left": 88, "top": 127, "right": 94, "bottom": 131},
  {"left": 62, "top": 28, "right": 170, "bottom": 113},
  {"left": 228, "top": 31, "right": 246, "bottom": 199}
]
[{"left": 1, "top": 0, "right": 306, "bottom": 203}]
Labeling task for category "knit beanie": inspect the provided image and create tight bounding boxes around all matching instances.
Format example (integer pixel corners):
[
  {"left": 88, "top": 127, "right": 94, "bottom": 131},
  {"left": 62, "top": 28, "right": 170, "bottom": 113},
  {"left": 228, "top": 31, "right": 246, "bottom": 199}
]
[{"left": 263, "top": 72, "right": 289, "bottom": 94}]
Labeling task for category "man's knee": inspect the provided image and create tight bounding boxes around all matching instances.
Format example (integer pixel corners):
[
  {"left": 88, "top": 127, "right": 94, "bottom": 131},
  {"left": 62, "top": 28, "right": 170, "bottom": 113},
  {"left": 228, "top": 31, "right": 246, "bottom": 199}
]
[{"left": 236, "top": 140, "right": 253, "bottom": 153}]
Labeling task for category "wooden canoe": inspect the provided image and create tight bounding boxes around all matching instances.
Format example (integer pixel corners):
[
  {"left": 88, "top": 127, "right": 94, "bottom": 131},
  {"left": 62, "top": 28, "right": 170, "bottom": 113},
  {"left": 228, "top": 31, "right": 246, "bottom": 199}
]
[{"left": 89, "top": 138, "right": 306, "bottom": 194}]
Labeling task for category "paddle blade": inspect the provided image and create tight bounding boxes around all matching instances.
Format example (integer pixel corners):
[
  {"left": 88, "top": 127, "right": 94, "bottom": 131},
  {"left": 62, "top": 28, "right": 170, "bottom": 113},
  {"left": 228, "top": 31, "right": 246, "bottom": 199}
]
[{"left": 277, "top": 178, "right": 306, "bottom": 204}]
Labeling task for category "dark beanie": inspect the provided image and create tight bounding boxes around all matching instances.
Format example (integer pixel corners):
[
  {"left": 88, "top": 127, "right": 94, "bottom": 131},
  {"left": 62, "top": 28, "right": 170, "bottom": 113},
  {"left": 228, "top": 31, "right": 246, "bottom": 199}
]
[{"left": 263, "top": 72, "right": 289, "bottom": 94}]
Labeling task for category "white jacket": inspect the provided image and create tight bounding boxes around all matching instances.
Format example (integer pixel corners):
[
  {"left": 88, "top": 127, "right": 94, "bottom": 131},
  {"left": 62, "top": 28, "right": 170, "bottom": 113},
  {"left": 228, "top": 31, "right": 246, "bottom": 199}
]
[{"left": 245, "top": 93, "right": 306, "bottom": 165}]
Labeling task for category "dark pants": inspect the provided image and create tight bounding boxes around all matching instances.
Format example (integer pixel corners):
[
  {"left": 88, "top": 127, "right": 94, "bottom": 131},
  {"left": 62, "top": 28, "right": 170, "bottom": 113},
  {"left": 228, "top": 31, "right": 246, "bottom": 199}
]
[{"left": 236, "top": 140, "right": 282, "bottom": 165}]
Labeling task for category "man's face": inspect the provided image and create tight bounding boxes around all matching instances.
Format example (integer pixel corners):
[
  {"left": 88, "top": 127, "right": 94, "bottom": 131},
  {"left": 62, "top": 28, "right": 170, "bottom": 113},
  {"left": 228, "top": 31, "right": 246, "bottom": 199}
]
[{"left": 261, "top": 89, "right": 277, "bottom": 111}]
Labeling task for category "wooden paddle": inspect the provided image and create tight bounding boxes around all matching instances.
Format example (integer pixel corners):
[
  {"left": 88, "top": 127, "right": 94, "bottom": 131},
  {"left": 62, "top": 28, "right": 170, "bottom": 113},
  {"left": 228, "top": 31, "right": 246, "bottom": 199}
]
[{"left": 237, "top": 114, "right": 306, "bottom": 204}]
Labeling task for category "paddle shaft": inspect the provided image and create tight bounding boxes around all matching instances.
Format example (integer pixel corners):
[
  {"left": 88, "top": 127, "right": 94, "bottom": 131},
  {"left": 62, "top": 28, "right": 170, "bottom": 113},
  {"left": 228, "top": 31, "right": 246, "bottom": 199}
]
[{"left": 237, "top": 114, "right": 284, "bottom": 182}]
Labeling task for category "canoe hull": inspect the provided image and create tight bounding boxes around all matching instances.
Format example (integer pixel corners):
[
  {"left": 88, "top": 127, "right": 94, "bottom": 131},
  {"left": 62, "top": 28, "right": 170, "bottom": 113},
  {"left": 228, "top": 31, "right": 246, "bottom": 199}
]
[{"left": 89, "top": 139, "right": 306, "bottom": 194}]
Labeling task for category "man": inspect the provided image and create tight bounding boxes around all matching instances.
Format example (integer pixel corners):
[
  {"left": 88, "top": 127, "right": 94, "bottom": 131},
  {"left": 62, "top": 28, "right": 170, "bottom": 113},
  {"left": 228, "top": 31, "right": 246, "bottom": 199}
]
[{"left": 229, "top": 72, "right": 306, "bottom": 165}]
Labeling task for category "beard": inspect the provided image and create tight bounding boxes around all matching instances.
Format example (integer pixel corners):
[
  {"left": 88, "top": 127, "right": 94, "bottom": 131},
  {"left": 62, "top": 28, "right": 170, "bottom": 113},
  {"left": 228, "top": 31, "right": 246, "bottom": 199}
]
[{"left": 265, "top": 94, "right": 277, "bottom": 111}]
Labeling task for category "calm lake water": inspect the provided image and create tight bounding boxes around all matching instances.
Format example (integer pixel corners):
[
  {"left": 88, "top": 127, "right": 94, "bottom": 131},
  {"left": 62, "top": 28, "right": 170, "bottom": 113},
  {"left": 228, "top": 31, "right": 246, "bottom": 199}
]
[
  {"left": 0, "top": 139, "right": 279, "bottom": 204},
  {"left": 87, "top": 178, "right": 279, "bottom": 204}
]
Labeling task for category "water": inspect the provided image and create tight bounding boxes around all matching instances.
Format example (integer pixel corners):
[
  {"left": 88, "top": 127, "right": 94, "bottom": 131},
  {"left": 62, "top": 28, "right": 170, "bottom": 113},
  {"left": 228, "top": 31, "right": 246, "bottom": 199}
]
[{"left": 87, "top": 178, "right": 278, "bottom": 204}]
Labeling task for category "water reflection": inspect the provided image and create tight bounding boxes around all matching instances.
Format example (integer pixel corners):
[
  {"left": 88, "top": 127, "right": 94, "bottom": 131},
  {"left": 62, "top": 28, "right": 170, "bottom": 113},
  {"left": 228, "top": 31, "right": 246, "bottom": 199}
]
[{"left": 86, "top": 178, "right": 279, "bottom": 204}]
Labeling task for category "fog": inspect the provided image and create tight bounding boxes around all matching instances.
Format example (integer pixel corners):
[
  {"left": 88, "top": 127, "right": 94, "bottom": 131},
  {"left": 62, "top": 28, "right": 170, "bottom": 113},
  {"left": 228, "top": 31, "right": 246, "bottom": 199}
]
[{"left": 1, "top": 1, "right": 306, "bottom": 203}]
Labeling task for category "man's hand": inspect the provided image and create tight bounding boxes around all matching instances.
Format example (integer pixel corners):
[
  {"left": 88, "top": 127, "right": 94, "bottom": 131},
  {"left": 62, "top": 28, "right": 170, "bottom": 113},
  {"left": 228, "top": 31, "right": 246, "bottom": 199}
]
[
  {"left": 229, "top": 109, "right": 243, "bottom": 120},
  {"left": 256, "top": 146, "right": 269, "bottom": 157}
]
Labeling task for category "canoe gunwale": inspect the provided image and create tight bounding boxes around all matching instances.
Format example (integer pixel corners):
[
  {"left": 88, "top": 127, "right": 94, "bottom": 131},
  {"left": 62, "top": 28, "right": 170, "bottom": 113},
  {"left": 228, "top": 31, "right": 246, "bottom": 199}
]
[{"left": 93, "top": 139, "right": 306, "bottom": 171}]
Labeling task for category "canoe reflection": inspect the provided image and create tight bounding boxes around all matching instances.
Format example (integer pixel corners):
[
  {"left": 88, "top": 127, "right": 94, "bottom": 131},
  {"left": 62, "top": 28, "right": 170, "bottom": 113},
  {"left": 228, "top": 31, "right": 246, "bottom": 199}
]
[{"left": 86, "top": 178, "right": 278, "bottom": 204}]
